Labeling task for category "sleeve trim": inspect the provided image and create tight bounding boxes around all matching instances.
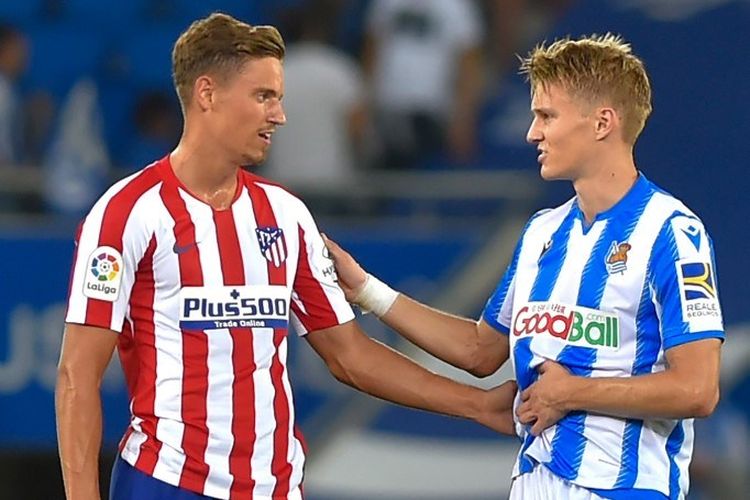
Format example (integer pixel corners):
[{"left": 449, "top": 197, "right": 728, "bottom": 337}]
[
  {"left": 482, "top": 311, "right": 510, "bottom": 336},
  {"left": 663, "top": 330, "right": 725, "bottom": 351}
]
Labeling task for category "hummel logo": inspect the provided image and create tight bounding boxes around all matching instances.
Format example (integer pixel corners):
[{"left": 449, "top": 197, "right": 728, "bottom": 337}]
[{"left": 173, "top": 241, "right": 198, "bottom": 254}]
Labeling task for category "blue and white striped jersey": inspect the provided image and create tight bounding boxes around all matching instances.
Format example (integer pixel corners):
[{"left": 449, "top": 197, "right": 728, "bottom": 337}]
[{"left": 482, "top": 174, "right": 724, "bottom": 500}]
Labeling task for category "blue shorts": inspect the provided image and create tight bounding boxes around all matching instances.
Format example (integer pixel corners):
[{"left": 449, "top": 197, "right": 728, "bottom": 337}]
[{"left": 109, "top": 456, "right": 218, "bottom": 500}]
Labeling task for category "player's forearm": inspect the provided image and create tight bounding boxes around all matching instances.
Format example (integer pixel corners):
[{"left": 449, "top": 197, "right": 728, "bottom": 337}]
[
  {"left": 332, "top": 334, "right": 485, "bottom": 421},
  {"left": 55, "top": 367, "right": 103, "bottom": 499},
  {"left": 380, "top": 294, "right": 489, "bottom": 374},
  {"left": 565, "top": 370, "right": 718, "bottom": 420}
]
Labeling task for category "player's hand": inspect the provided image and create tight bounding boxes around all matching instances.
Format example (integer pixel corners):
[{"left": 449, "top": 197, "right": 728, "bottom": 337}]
[
  {"left": 321, "top": 234, "right": 367, "bottom": 302},
  {"left": 475, "top": 379, "right": 518, "bottom": 435},
  {"left": 516, "top": 361, "right": 571, "bottom": 436}
]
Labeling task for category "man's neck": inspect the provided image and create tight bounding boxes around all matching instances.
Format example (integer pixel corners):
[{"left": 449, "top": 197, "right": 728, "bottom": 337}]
[
  {"left": 573, "top": 157, "right": 638, "bottom": 224},
  {"left": 169, "top": 139, "right": 239, "bottom": 211}
]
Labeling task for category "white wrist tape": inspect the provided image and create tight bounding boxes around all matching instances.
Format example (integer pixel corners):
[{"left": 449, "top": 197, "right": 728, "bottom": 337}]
[{"left": 354, "top": 273, "right": 399, "bottom": 317}]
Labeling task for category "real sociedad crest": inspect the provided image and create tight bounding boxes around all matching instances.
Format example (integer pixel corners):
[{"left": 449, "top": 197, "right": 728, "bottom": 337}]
[
  {"left": 605, "top": 240, "right": 631, "bottom": 275},
  {"left": 255, "top": 226, "right": 287, "bottom": 267}
]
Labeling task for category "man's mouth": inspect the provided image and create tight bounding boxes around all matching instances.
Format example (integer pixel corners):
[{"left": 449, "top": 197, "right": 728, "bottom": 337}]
[{"left": 259, "top": 131, "right": 273, "bottom": 144}]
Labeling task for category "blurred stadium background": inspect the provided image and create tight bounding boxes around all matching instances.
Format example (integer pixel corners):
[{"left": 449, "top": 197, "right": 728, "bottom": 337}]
[{"left": 0, "top": 0, "right": 748, "bottom": 499}]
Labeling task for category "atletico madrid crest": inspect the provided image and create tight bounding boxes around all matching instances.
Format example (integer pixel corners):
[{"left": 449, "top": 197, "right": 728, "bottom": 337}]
[{"left": 255, "top": 226, "right": 287, "bottom": 267}]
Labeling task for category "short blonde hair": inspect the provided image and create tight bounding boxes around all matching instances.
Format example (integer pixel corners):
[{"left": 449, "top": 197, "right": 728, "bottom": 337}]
[
  {"left": 172, "top": 13, "right": 285, "bottom": 109},
  {"left": 520, "top": 33, "right": 652, "bottom": 144}
]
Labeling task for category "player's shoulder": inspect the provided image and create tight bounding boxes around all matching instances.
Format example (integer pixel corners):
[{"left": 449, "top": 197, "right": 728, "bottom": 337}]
[
  {"left": 89, "top": 161, "right": 163, "bottom": 215},
  {"left": 241, "top": 170, "right": 307, "bottom": 208},
  {"left": 523, "top": 197, "right": 576, "bottom": 234},
  {"left": 646, "top": 183, "right": 708, "bottom": 234}
]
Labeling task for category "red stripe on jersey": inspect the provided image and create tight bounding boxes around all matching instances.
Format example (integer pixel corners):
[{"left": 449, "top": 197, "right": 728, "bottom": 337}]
[
  {"left": 291, "top": 225, "right": 340, "bottom": 332},
  {"left": 269, "top": 329, "right": 291, "bottom": 497},
  {"left": 85, "top": 167, "right": 160, "bottom": 330},
  {"left": 213, "top": 208, "right": 257, "bottom": 497},
  {"left": 245, "top": 177, "right": 293, "bottom": 497},
  {"left": 160, "top": 180, "right": 210, "bottom": 494},
  {"left": 120, "top": 235, "right": 162, "bottom": 474}
]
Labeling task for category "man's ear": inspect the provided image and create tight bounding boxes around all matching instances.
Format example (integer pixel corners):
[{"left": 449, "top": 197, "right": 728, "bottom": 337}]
[
  {"left": 194, "top": 75, "right": 215, "bottom": 112},
  {"left": 594, "top": 107, "right": 618, "bottom": 141}
]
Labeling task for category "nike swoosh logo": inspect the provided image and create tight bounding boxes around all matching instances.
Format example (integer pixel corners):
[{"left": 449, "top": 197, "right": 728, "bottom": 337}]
[{"left": 173, "top": 241, "right": 198, "bottom": 254}]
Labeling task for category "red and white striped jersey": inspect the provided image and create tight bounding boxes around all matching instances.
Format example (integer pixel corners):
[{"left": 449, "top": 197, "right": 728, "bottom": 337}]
[{"left": 65, "top": 156, "right": 354, "bottom": 499}]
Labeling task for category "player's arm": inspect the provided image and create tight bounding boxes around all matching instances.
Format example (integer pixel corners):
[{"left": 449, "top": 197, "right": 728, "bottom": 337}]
[
  {"left": 306, "top": 320, "right": 516, "bottom": 435},
  {"left": 56, "top": 323, "right": 119, "bottom": 499},
  {"left": 517, "top": 339, "right": 721, "bottom": 435},
  {"left": 323, "top": 235, "right": 508, "bottom": 377}
]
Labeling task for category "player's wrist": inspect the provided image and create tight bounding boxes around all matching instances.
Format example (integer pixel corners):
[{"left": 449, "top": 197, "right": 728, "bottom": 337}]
[
  {"left": 354, "top": 273, "right": 399, "bottom": 317},
  {"left": 560, "top": 376, "right": 585, "bottom": 412}
]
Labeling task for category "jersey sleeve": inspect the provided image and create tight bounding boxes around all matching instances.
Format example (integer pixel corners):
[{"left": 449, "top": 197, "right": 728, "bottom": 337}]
[
  {"left": 289, "top": 205, "right": 355, "bottom": 336},
  {"left": 482, "top": 209, "right": 552, "bottom": 334},
  {"left": 650, "top": 214, "right": 725, "bottom": 350},
  {"left": 481, "top": 242, "right": 520, "bottom": 335},
  {"left": 65, "top": 175, "right": 155, "bottom": 333}
]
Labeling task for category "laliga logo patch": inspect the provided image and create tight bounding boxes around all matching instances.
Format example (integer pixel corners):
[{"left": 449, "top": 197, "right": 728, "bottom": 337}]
[
  {"left": 83, "top": 246, "right": 123, "bottom": 301},
  {"left": 605, "top": 240, "right": 631, "bottom": 275}
]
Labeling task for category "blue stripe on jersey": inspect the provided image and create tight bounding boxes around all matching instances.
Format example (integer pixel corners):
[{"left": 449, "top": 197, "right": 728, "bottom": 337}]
[
  {"left": 529, "top": 206, "right": 578, "bottom": 301},
  {"left": 666, "top": 422, "right": 685, "bottom": 500},
  {"left": 589, "top": 486, "right": 668, "bottom": 500},
  {"left": 481, "top": 242, "right": 522, "bottom": 334},
  {"left": 508, "top": 206, "right": 575, "bottom": 475},
  {"left": 482, "top": 210, "right": 550, "bottom": 333},
  {"left": 547, "top": 346, "right": 596, "bottom": 479},
  {"left": 514, "top": 337, "right": 539, "bottom": 474},
  {"left": 514, "top": 337, "right": 538, "bottom": 391},
  {"left": 548, "top": 189, "right": 653, "bottom": 481},
  {"left": 516, "top": 203, "right": 578, "bottom": 474},
  {"left": 615, "top": 281, "right": 661, "bottom": 488},
  {"left": 518, "top": 433, "right": 537, "bottom": 474},
  {"left": 650, "top": 213, "right": 690, "bottom": 347},
  {"left": 614, "top": 419, "right": 643, "bottom": 489}
]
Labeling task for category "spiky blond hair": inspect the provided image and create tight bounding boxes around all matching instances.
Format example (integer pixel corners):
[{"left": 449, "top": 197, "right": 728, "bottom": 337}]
[{"left": 520, "top": 33, "right": 652, "bottom": 144}]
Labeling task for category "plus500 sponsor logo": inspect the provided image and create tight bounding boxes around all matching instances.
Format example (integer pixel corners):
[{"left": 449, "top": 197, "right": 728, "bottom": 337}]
[
  {"left": 179, "top": 285, "right": 289, "bottom": 330},
  {"left": 512, "top": 302, "right": 620, "bottom": 349}
]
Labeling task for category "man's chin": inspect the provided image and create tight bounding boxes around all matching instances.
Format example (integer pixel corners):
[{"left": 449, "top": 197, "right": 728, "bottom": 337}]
[
  {"left": 540, "top": 165, "right": 558, "bottom": 181},
  {"left": 241, "top": 151, "right": 267, "bottom": 168}
]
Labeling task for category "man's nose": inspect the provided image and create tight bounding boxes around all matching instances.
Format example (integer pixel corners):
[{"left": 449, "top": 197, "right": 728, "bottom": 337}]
[
  {"left": 269, "top": 101, "right": 286, "bottom": 126},
  {"left": 526, "top": 122, "right": 542, "bottom": 144}
]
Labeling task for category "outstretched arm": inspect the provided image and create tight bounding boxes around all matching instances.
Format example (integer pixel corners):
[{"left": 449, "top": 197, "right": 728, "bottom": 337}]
[
  {"left": 323, "top": 235, "right": 509, "bottom": 377},
  {"left": 56, "top": 323, "right": 119, "bottom": 500},
  {"left": 517, "top": 338, "right": 721, "bottom": 435},
  {"left": 306, "top": 320, "right": 517, "bottom": 435}
]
